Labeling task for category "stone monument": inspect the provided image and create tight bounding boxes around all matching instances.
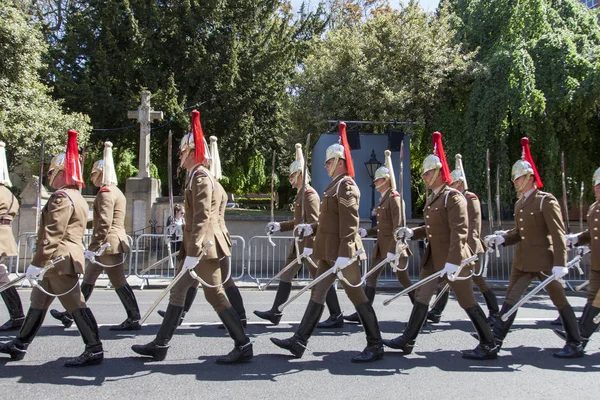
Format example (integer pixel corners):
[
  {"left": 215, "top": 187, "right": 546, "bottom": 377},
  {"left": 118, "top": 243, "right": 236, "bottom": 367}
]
[{"left": 125, "top": 90, "right": 163, "bottom": 233}]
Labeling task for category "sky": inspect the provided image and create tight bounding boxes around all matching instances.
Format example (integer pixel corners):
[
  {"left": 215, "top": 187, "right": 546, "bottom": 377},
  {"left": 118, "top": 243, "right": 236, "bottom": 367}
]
[{"left": 290, "top": 0, "right": 441, "bottom": 12}]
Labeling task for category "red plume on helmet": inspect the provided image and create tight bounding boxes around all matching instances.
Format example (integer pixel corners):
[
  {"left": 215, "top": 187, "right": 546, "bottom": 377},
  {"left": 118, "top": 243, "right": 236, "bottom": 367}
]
[
  {"left": 339, "top": 122, "right": 355, "bottom": 177},
  {"left": 432, "top": 131, "right": 451, "bottom": 184},
  {"left": 191, "top": 110, "right": 207, "bottom": 164},
  {"left": 521, "top": 137, "right": 543, "bottom": 188},
  {"left": 64, "top": 129, "right": 85, "bottom": 187}
]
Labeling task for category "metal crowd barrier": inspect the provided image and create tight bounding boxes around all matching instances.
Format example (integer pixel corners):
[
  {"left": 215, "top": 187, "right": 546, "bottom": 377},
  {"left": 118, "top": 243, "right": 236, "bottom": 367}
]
[
  {"left": 15, "top": 232, "right": 134, "bottom": 280},
  {"left": 135, "top": 233, "right": 245, "bottom": 288}
]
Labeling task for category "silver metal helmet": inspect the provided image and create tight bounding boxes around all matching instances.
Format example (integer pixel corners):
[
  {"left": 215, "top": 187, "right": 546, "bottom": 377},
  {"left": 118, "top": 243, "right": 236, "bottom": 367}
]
[
  {"left": 325, "top": 143, "right": 345, "bottom": 163},
  {"left": 422, "top": 154, "right": 442, "bottom": 175},
  {"left": 374, "top": 150, "right": 396, "bottom": 190},
  {"left": 593, "top": 167, "right": 600, "bottom": 186},
  {"left": 0, "top": 141, "right": 12, "bottom": 187},
  {"left": 290, "top": 143, "right": 309, "bottom": 185},
  {"left": 511, "top": 159, "right": 533, "bottom": 182},
  {"left": 48, "top": 153, "right": 66, "bottom": 187},
  {"left": 450, "top": 154, "right": 468, "bottom": 190}
]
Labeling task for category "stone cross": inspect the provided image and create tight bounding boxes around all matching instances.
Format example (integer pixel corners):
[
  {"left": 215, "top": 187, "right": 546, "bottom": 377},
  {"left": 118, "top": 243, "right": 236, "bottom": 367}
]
[{"left": 127, "top": 90, "right": 163, "bottom": 178}]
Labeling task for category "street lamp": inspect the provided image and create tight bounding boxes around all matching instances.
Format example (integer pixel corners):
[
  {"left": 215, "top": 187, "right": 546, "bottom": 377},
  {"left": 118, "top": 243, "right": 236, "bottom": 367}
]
[{"left": 364, "top": 149, "right": 382, "bottom": 215}]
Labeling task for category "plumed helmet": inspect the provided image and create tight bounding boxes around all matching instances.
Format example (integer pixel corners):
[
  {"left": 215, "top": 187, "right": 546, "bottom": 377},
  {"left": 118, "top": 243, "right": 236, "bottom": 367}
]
[
  {"left": 49, "top": 130, "right": 84, "bottom": 188},
  {"left": 209, "top": 136, "right": 222, "bottom": 180},
  {"left": 290, "top": 143, "right": 310, "bottom": 184},
  {"left": 422, "top": 132, "right": 451, "bottom": 183},
  {"left": 511, "top": 137, "right": 542, "bottom": 187},
  {"left": 450, "top": 154, "right": 468, "bottom": 190},
  {"left": 180, "top": 110, "right": 211, "bottom": 164},
  {"left": 593, "top": 167, "right": 600, "bottom": 186},
  {"left": 374, "top": 150, "right": 396, "bottom": 190}
]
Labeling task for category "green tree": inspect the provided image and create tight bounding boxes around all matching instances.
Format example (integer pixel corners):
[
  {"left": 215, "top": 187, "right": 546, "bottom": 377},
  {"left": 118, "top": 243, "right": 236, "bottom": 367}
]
[
  {"left": 0, "top": 1, "right": 91, "bottom": 172},
  {"left": 439, "top": 0, "right": 600, "bottom": 208}
]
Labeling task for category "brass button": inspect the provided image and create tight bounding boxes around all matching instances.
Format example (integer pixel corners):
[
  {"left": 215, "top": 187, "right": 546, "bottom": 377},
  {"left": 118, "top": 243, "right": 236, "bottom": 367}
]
[
  {"left": 519, "top": 218, "right": 523, "bottom": 222},
  {"left": 428, "top": 234, "right": 433, "bottom": 238},
  {"left": 521, "top": 236, "right": 525, "bottom": 239},
  {"left": 426, "top": 215, "right": 430, "bottom": 218},
  {"left": 520, "top": 227, "right": 524, "bottom": 231},
  {"left": 427, "top": 225, "right": 431, "bottom": 228},
  {"left": 520, "top": 209, "right": 523, "bottom": 212}
]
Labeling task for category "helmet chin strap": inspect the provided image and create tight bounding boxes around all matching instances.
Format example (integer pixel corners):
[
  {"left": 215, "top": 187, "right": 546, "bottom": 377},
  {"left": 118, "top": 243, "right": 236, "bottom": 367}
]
[
  {"left": 328, "top": 157, "right": 340, "bottom": 178},
  {"left": 426, "top": 168, "right": 440, "bottom": 189},
  {"left": 515, "top": 174, "right": 531, "bottom": 194},
  {"left": 374, "top": 177, "right": 388, "bottom": 190}
]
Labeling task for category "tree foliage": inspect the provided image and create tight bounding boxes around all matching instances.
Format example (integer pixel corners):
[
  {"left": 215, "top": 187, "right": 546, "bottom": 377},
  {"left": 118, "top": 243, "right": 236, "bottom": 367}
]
[
  {"left": 0, "top": 1, "right": 91, "bottom": 173},
  {"left": 440, "top": 0, "right": 600, "bottom": 207}
]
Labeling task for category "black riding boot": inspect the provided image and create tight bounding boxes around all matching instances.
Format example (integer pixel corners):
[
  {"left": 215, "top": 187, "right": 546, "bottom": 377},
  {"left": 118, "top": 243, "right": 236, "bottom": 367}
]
[
  {"left": 344, "top": 286, "right": 376, "bottom": 323},
  {"left": 553, "top": 305, "right": 584, "bottom": 358},
  {"left": 462, "top": 306, "right": 498, "bottom": 360},
  {"left": 554, "top": 304, "right": 600, "bottom": 350},
  {"left": 65, "top": 308, "right": 104, "bottom": 367},
  {"left": 110, "top": 284, "right": 141, "bottom": 331},
  {"left": 491, "top": 302, "right": 517, "bottom": 351},
  {"left": 0, "top": 287, "right": 25, "bottom": 331},
  {"left": 0, "top": 308, "right": 46, "bottom": 361},
  {"left": 254, "top": 281, "right": 292, "bottom": 325},
  {"left": 482, "top": 289, "right": 500, "bottom": 325},
  {"left": 49, "top": 283, "right": 94, "bottom": 328},
  {"left": 218, "top": 286, "right": 247, "bottom": 329},
  {"left": 317, "top": 285, "right": 343, "bottom": 328},
  {"left": 427, "top": 289, "right": 450, "bottom": 323},
  {"left": 271, "top": 301, "right": 324, "bottom": 358},
  {"left": 352, "top": 302, "right": 384, "bottom": 363},
  {"left": 216, "top": 307, "right": 253, "bottom": 364},
  {"left": 132, "top": 304, "right": 184, "bottom": 361},
  {"left": 383, "top": 301, "right": 428, "bottom": 354}
]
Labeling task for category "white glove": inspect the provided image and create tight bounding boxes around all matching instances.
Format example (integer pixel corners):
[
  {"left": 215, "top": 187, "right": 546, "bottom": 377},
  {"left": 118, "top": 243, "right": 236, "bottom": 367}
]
[
  {"left": 333, "top": 256, "right": 351, "bottom": 270},
  {"left": 552, "top": 266, "right": 569, "bottom": 280},
  {"left": 84, "top": 250, "right": 96, "bottom": 261},
  {"left": 182, "top": 256, "right": 200, "bottom": 271},
  {"left": 395, "top": 227, "right": 414, "bottom": 240},
  {"left": 297, "top": 223, "right": 314, "bottom": 237},
  {"left": 385, "top": 252, "right": 396, "bottom": 262},
  {"left": 484, "top": 234, "right": 505, "bottom": 247},
  {"left": 267, "top": 221, "right": 281, "bottom": 233},
  {"left": 301, "top": 247, "right": 313, "bottom": 257},
  {"left": 25, "top": 265, "right": 43, "bottom": 281},
  {"left": 440, "top": 262, "right": 459, "bottom": 278},
  {"left": 358, "top": 228, "right": 367, "bottom": 238},
  {"left": 565, "top": 234, "right": 578, "bottom": 249}
]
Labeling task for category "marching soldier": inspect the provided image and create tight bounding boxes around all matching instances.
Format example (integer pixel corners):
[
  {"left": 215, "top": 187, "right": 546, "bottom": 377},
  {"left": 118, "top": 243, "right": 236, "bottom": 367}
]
[
  {"left": 271, "top": 122, "right": 384, "bottom": 363},
  {"left": 485, "top": 137, "right": 583, "bottom": 358},
  {"left": 427, "top": 154, "right": 500, "bottom": 325},
  {"left": 383, "top": 132, "right": 497, "bottom": 360},
  {"left": 0, "top": 142, "right": 24, "bottom": 332},
  {"left": 132, "top": 110, "right": 252, "bottom": 364},
  {"left": 555, "top": 167, "right": 600, "bottom": 349},
  {"left": 254, "top": 143, "right": 343, "bottom": 327},
  {"left": 345, "top": 150, "right": 413, "bottom": 323},
  {"left": 50, "top": 142, "right": 140, "bottom": 331},
  {"left": 0, "top": 130, "right": 104, "bottom": 367}
]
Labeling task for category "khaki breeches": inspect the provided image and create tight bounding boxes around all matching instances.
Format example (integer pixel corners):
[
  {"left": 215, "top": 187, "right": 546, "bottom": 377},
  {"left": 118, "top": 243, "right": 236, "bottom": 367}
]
[
  {"left": 365, "top": 256, "right": 411, "bottom": 289},
  {"left": 82, "top": 254, "right": 128, "bottom": 289},
  {"left": 29, "top": 274, "right": 86, "bottom": 312},
  {"left": 220, "top": 255, "right": 235, "bottom": 290},
  {"left": 504, "top": 268, "right": 569, "bottom": 310},
  {"left": 0, "top": 259, "right": 9, "bottom": 285},
  {"left": 309, "top": 260, "right": 368, "bottom": 306},
  {"left": 471, "top": 259, "right": 491, "bottom": 293},
  {"left": 169, "top": 258, "right": 231, "bottom": 312},
  {"left": 414, "top": 263, "right": 477, "bottom": 309}
]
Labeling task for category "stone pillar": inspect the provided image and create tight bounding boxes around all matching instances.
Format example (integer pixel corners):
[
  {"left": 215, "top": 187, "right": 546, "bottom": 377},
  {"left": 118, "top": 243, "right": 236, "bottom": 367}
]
[{"left": 125, "top": 177, "right": 161, "bottom": 234}]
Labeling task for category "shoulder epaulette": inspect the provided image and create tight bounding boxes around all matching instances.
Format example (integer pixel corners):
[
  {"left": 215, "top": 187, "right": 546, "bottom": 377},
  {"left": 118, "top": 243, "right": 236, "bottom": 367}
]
[
  {"left": 467, "top": 192, "right": 478, "bottom": 200},
  {"left": 391, "top": 190, "right": 400, "bottom": 198},
  {"left": 99, "top": 187, "right": 111, "bottom": 193}
]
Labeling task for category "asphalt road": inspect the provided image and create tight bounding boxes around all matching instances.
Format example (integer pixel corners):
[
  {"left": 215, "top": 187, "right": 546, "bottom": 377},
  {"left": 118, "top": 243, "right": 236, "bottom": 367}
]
[{"left": 0, "top": 284, "right": 598, "bottom": 399}]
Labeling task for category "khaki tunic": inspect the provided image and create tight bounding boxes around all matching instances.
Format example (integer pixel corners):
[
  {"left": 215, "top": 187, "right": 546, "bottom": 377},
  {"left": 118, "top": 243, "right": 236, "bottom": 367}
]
[
  {"left": 170, "top": 165, "right": 230, "bottom": 312},
  {"left": 278, "top": 185, "right": 320, "bottom": 283},
  {"left": 365, "top": 188, "right": 412, "bottom": 288},
  {"left": 411, "top": 184, "right": 476, "bottom": 309},
  {"left": 217, "top": 181, "right": 234, "bottom": 289},
  {"left": 309, "top": 174, "right": 367, "bottom": 306},
  {"left": 574, "top": 200, "right": 600, "bottom": 306},
  {"left": 464, "top": 190, "right": 490, "bottom": 292},
  {"left": 83, "top": 185, "right": 129, "bottom": 289},
  {"left": 0, "top": 185, "right": 19, "bottom": 258},
  {"left": 88, "top": 185, "right": 130, "bottom": 254},
  {"left": 500, "top": 189, "right": 569, "bottom": 309},
  {"left": 29, "top": 186, "right": 88, "bottom": 312}
]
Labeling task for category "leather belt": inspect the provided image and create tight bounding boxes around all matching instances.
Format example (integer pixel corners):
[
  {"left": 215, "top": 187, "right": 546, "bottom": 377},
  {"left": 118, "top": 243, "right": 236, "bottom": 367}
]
[{"left": 0, "top": 220, "right": 11, "bottom": 225}]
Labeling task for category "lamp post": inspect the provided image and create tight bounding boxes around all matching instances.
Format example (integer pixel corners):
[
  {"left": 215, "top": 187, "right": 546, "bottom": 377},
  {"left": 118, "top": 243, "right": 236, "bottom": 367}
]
[{"left": 364, "top": 149, "right": 382, "bottom": 215}]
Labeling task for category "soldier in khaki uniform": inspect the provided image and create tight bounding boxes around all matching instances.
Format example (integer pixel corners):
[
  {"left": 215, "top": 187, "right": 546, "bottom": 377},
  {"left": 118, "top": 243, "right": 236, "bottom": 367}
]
[
  {"left": 345, "top": 150, "right": 412, "bottom": 323},
  {"left": 559, "top": 167, "right": 600, "bottom": 348},
  {"left": 0, "top": 130, "right": 104, "bottom": 367},
  {"left": 427, "top": 154, "right": 500, "bottom": 325},
  {"left": 50, "top": 142, "right": 139, "bottom": 331},
  {"left": 271, "top": 122, "right": 384, "bottom": 363},
  {"left": 0, "top": 141, "right": 24, "bottom": 332},
  {"left": 132, "top": 110, "right": 252, "bottom": 364},
  {"left": 383, "top": 132, "right": 497, "bottom": 360},
  {"left": 255, "top": 143, "right": 342, "bottom": 326},
  {"left": 485, "top": 137, "right": 583, "bottom": 358}
]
